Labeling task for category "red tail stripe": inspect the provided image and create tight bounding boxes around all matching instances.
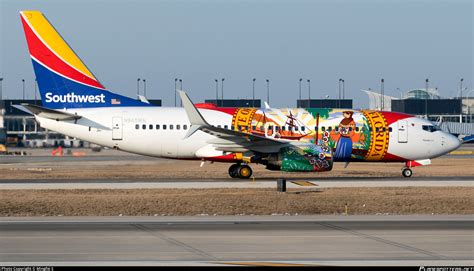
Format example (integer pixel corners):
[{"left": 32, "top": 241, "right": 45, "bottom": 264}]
[{"left": 21, "top": 16, "right": 104, "bottom": 89}]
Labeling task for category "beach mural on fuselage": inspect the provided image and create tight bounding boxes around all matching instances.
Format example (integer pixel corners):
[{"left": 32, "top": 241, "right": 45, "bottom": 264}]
[{"left": 202, "top": 105, "right": 396, "bottom": 163}]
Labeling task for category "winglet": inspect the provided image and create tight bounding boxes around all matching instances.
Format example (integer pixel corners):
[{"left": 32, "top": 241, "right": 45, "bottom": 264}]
[
  {"left": 178, "top": 90, "right": 209, "bottom": 126},
  {"left": 178, "top": 90, "right": 211, "bottom": 138}
]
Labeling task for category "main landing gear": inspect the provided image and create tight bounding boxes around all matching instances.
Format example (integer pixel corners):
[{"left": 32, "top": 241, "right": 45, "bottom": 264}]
[
  {"left": 228, "top": 164, "right": 253, "bottom": 179},
  {"left": 402, "top": 167, "right": 413, "bottom": 178}
]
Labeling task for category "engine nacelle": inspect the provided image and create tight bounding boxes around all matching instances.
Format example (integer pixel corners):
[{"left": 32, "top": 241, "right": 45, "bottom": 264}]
[{"left": 265, "top": 144, "right": 333, "bottom": 172}]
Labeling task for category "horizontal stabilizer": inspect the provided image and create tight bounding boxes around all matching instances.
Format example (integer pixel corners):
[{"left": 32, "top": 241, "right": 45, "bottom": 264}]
[{"left": 13, "top": 104, "right": 82, "bottom": 121}]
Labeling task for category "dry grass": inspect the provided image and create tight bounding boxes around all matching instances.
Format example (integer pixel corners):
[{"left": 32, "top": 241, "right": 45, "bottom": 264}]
[
  {"left": 2, "top": 157, "right": 474, "bottom": 179},
  {"left": 1, "top": 187, "right": 472, "bottom": 216}
]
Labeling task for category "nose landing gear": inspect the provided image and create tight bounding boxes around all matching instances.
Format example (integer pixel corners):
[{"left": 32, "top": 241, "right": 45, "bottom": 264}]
[
  {"left": 228, "top": 164, "right": 253, "bottom": 179},
  {"left": 402, "top": 167, "right": 413, "bottom": 178}
]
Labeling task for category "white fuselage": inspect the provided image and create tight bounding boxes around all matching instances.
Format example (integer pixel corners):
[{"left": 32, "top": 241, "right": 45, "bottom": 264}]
[{"left": 35, "top": 107, "right": 460, "bottom": 162}]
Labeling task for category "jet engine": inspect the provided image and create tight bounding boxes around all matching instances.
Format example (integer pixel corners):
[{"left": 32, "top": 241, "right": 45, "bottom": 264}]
[{"left": 263, "top": 143, "right": 333, "bottom": 172}]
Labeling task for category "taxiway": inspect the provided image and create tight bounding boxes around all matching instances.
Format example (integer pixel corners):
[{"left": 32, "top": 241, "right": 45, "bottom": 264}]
[{"left": 0, "top": 216, "right": 472, "bottom": 266}]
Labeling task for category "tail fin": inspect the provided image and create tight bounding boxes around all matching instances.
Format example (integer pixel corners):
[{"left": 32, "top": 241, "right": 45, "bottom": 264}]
[{"left": 20, "top": 11, "right": 148, "bottom": 109}]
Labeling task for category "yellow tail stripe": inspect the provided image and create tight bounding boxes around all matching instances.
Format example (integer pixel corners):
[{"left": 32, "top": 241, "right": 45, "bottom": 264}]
[{"left": 21, "top": 11, "right": 96, "bottom": 80}]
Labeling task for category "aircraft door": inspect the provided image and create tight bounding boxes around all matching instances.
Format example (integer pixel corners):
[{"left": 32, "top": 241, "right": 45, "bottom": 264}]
[
  {"left": 398, "top": 120, "right": 408, "bottom": 143},
  {"left": 112, "top": 116, "right": 123, "bottom": 140}
]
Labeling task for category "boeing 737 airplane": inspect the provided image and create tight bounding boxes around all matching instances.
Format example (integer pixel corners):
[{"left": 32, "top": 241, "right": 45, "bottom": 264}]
[{"left": 17, "top": 11, "right": 462, "bottom": 178}]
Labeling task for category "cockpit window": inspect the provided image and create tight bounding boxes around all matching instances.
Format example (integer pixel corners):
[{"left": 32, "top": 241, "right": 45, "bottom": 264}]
[{"left": 422, "top": 125, "right": 441, "bottom": 132}]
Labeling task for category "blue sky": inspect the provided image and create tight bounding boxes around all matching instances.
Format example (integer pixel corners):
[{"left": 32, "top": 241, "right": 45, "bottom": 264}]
[{"left": 1, "top": 0, "right": 472, "bottom": 108}]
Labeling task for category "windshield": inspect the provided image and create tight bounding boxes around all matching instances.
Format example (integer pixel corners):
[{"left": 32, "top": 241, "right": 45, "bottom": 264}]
[{"left": 422, "top": 125, "right": 441, "bottom": 132}]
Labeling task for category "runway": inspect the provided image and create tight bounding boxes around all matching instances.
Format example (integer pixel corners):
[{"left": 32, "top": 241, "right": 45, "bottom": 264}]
[
  {"left": 1, "top": 216, "right": 472, "bottom": 266},
  {"left": 0, "top": 177, "right": 472, "bottom": 190}
]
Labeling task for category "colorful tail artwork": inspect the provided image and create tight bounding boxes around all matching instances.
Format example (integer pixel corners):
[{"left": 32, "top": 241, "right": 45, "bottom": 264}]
[{"left": 20, "top": 11, "right": 149, "bottom": 109}]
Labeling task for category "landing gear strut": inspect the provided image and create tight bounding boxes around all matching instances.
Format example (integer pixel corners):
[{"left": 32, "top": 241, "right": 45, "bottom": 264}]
[
  {"left": 228, "top": 164, "right": 253, "bottom": 179},
  {"left": 402, "top": 167, "right": 413, "bottom": 178}
]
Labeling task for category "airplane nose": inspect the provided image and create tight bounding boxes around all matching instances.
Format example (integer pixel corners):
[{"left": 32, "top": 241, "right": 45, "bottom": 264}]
[{"left": 445, "top": 133, "right": 462, "bottom": 152}]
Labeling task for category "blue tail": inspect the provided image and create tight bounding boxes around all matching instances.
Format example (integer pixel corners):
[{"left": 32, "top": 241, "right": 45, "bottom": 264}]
[{"left": 21, "top": 10, "right": 150, "bottom": 109}]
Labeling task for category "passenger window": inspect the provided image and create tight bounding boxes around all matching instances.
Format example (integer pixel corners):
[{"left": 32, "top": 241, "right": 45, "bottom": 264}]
[
  {"left": 163, "top": 125, "right": 167, "bottom": 130},
  {"left": 252, "top": 126, "right": 256, "bottom": 130},
  {"left": 376, "top": 127, "right": 380, "bottom": 132},
  {"left": 231, "top": 126, "right": 234, "bottom": 130},
  {"left": 275, "top": 126, "right": 280, "bottom": 132},
  {"left": 314, "top": 126, "right": 318, "bottom": 131},
  {"left": 142, "top": 124, "right": 146, "bottom": 130},
  {"left": 183, "top": 125, "right": 188, "bottom": 130},
  {"left": 177, "top": 125, "right": 181, "bottom": 130},
  {"left": 268, "top": 125, "right": 273, "bottom": 131},
  {"left": 260, "top": 126, "right": 264, "bottom": 131},
  {"left": 388, "top": 127, "right": 392, "bottom": 132},
  {"left": 135, "top": 124, "right": 139, "bottom": 129},
  {"left": 322, "top": 127, "right": 326, "bottom": 131},
  {"left": 224, "top": 125, "right": 228, "bottom": 129},
  {"left": 348, "top": 127, "right": 353, "bottom": 132},
  {"left": 170, "top": 125, "right": 174, "bottom": 130},
  {"left": 301, "top": 126, "right": 305, "bottom": 132},
  {"left": 382, "top": 127, "right": 386, "bottom": 132},
  {"left": 156, "top": 124, "right": 160, "bottom": 130},
  {"left": 355, "top": 127, "right": 359, "bottom": 132},
  {"left": 327, "top": 127, "right": 332, "bottom": 132},
  {"left": 282, "top": 126, "right": 286, "bottom": 131},
  {"left": 294, "top": 126, "right": 298, "bottom": 131},
  {"left": 335, "top": 127, "right": 339, "bottom": 132},
  {"left": 149, "top": 124, "right": 153, "bottom": 130}
]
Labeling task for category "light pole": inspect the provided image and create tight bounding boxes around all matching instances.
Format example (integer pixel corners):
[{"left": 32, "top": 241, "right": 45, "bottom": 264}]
[
  {"left": 307, "top": 79, "right": 311, "bottom": 108},
  {"left": 425, "top": 78, "right": 429, "bottom": 119},
  {"left": 380, "top": 78, "right": 384, "bottom": 110},
  {"left": 22, "top": 79, "right": 25, "bottom": 99},
  {"left": 338, "top": 78, "right": 342, "bottom": 108},
  {"left": 460, "top": 78, "right": 464, "bottom": 99},
  {"left": 252, "top": 78, "right": 256, "bottom": 107},
  {"left": 214, "top": 79, "right": 218, "bottom": 104},
  {"left": 0, "top": 78, "right": 4, "bottom": 100},
  {"left": 221, "top": 78, "right": 225, "bottom": 106},
  {"left": 136, "top": 78, "right": 140, "bottom": 99},
  {"left": 142, "top": 79, "right": 146, "bottom": 97},
  {"left": 179, "top": 79, "right": 183, "bottom": 106},
  {"left": 266, "top": 79, "right": 269, "bottom": 104},
  {"left": 298, "top": 78, "right": 302, "bottom": 102},
  {"left": 174, "top": 78, "right": 178, "bottom": 106},
  {"left": 342, "top": 79, "right": 345, "bottom": 100}
]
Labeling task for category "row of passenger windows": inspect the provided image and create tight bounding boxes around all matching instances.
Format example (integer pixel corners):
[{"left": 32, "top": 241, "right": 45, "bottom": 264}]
[
  {"left": 136, "top": 124, "right": 189, "bottom": 130},
  {"left": 135, "top": 123, "right": 393, "bottom": 133}
]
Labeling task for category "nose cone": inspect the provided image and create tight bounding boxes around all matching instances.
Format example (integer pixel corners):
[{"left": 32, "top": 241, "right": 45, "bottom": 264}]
[{"left": 444, "top": 132, "right": 462, "bottom": 153}]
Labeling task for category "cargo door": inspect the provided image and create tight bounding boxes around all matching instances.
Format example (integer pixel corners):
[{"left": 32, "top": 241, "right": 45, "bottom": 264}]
[
  {"left": 112, "top": 116, "right": 123, "bottom": 140},
  {"left": 398, "top": 120, "right": 408, "bottom": 143}
]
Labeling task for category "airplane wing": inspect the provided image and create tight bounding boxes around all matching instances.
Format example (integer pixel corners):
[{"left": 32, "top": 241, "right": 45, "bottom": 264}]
[
  {"left": 13, "top": 104, "right": 82, "bottom": 121},
  {"left": 178, "top": 91, "right": 289, "bottom": 153}
]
